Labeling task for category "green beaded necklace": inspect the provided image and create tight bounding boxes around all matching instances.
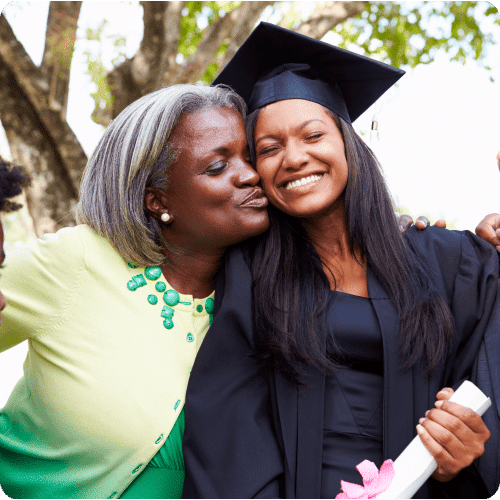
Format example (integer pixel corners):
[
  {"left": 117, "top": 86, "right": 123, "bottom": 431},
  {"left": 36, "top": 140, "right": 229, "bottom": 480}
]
[{"left": 126, "top": 264, "right": 214, "bottom": 329}]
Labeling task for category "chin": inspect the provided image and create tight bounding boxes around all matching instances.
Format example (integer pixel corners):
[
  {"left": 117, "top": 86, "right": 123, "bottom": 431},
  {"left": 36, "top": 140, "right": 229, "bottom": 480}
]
[{"left": 234, "top": 214, "right": 270, "bottom": 243}]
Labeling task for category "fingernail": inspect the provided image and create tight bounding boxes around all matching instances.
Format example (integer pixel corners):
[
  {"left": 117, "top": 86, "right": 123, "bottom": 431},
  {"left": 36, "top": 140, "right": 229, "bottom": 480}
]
[
  {"left": 419, "top": 417, "right": 427, "bottom": 424},
  {"left": 435, "top": 401, "right": 444, "bottom": 408},
  {"left": 416, "top": 424, "right": 424, "bottom": 434},
  {"left": 425, "top": 410, "right": 430, "bottom": 417},
  {"left": 441, "top": 388, "right": 449, "bottom": 393}
]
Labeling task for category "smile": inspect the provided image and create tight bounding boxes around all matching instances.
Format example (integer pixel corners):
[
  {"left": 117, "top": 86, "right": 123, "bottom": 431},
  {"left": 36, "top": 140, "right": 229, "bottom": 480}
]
[{"left": 284, "top": 174, "right": 324, "bottom": 190}]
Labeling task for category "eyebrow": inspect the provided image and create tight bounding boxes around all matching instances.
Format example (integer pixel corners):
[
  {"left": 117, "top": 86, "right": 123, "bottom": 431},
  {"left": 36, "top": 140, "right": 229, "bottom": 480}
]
[
  {"left": 255, "top": 119, "right": 327, "bottom": 146},
  {"left": 212, "top": 144, "right": 250, "bottom": 154}
]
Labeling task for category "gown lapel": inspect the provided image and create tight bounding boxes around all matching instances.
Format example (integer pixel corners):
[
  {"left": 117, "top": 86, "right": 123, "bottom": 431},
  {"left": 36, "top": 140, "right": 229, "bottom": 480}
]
[
  {"left": 367, "top": 270, "right": 416, "bottom": 460},
  {"left": 273, "top": 360, "right": 326, "bottom": 498},
  {"left": 296, "top": 366, "right": 325, "bottom": 499},
  {"left": 272, "top": 369, "right": 298, "bottom": 497}
]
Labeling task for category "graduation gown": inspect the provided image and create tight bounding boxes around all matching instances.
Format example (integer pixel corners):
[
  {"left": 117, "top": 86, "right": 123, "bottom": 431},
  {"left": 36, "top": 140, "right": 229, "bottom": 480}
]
[{"left": 182, "top": 227, "right": 499, "bottom": 499}]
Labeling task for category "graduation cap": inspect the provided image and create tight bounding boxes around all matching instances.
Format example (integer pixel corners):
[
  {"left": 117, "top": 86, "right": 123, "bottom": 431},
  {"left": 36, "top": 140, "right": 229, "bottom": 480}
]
[{"left": 213, "top": 22, "right": 405, "bottom": 124}]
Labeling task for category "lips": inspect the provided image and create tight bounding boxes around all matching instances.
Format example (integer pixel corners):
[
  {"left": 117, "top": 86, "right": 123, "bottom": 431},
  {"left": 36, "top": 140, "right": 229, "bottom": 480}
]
[{"left": 239, "top": 188, "right": 269, "bottom": 208}]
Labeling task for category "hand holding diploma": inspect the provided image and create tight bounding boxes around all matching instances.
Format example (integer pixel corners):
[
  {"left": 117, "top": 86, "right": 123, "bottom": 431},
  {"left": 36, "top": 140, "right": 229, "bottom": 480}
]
[
  {"left": 417, "top": 386, "right": 491, "bottom": 482},
  {"left": 338, "top": 381, "right": 491, "bottom": 499}
]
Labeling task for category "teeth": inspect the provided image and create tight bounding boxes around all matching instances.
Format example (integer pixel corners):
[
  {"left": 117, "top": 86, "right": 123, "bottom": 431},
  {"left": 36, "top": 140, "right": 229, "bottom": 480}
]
[{"left": 285, "top": 174, "right": 323, "bottom": 190}]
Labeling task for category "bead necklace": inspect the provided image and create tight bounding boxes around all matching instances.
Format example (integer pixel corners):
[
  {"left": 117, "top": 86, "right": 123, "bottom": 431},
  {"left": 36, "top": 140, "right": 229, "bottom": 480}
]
[{"left": 126, "top": 264, "right": 214, "bottom": 329}]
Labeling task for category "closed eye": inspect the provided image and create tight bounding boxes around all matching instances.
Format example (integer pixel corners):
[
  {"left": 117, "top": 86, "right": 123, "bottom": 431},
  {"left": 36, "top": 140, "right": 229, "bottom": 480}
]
[
  {"left": 258, "top": 146, "right": 280, "bottom": 156},
  {"left": 306, "top": 133, "right": 324, "bottom": 140},
  {"left": 205, "top": 161, "right": 227, "bottom": 175}
]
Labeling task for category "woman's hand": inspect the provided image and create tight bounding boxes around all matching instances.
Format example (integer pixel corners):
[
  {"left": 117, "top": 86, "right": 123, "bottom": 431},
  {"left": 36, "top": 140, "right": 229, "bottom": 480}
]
[
  {"left": 398, "top": 215, "right": 447, "bottom": 232},
  {"left": 475, "top": 213, "right": 500, "bottom": 254},
  {"left": 416, "top": 387, "right": 490, "bottom": 482}
]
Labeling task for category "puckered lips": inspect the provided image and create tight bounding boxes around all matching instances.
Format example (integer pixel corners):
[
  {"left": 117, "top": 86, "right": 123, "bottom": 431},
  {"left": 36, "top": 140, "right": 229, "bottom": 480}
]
[{"left": 238, "top": 187, "right": 268, "bottom": 208}]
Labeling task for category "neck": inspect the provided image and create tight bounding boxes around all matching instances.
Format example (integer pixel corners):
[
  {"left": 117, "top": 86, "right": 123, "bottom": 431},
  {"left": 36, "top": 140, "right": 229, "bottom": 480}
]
[
  {"left": 161, "top": 247, "right": 225, "bottom": 299},
  {"left": 300, "top": 199, "right": 352, "bottom": 260},
  {"left": 298, "top": 199, "right": 367, "bottom": 296}
]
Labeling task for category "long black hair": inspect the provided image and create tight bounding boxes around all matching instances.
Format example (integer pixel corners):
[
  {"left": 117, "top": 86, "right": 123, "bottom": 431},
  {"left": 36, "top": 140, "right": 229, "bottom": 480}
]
[{"left": 246, "top": 107, "right": 455, "bottom": 383}]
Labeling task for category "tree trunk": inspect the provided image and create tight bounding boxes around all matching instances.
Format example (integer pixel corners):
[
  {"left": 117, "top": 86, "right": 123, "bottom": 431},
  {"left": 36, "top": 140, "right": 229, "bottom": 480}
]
[{"left": 0, "top": 9, "right": 86, "bottom": 236}]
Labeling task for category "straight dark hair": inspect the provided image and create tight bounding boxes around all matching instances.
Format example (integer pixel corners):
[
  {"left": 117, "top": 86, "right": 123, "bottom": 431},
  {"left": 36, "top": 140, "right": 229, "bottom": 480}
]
[{"left": 246, "top": 106, "right": 456, "bottom": 383}]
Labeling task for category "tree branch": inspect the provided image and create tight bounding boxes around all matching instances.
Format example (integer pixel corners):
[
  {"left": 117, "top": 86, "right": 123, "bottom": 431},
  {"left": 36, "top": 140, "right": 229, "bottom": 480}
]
[
  {"left": 0, "top": 14, "right": 87, "bottom": 210},
  {"left": 176, "top": 2, "right": 273, "bottom": 84},
  {"left": 107, "top": 2, "right": 185, "bottom": 122},
  {"left": 0, "top": 55, "right": 79, "bottom": 235},
  {"left": 218, "top": 1, "right": 275, "bottom": 71},
  {"left": 41, "top": 2, "right": 82, "bottom": 120},
  {"left": 130, "top": 1, "right": 169, "bottom": 87},
  {"left": 156, "top": 1, "right": 185, "bottom": 88},
  {"left": 295, "top": 1, "right": 369, "bottom": 39}
]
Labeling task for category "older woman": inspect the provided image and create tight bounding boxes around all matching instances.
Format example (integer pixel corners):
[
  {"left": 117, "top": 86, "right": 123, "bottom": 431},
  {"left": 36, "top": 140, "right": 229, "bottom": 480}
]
[
  {"left": 0, "top": 84, "right": 269, "bottom": 498},
  {"left": 182, "top": 23, "right": 497, "bottom": 498}
]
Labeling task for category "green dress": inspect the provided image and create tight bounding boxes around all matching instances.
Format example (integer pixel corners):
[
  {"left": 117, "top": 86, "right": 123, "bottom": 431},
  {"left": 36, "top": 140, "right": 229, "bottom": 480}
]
[{"left": 120, "top": 409, "right": 185, "bottom": 498}]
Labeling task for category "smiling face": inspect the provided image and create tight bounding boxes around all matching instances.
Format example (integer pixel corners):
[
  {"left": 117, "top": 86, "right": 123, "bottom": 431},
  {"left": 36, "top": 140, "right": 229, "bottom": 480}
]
[
  {"left": 253, "top": 99, "right": 348, "bottom": 220},
  {"left": 0, "top": 221, "right": 6, "bottom": 326},
  {"left": 161, "top": 106, "right": 269, "bottom": 252}
]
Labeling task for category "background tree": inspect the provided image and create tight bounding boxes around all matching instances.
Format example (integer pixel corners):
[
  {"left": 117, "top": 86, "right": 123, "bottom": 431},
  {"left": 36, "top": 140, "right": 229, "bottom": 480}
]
[{"left": 0, "top": 1, "right": 498, "bottom": 236}]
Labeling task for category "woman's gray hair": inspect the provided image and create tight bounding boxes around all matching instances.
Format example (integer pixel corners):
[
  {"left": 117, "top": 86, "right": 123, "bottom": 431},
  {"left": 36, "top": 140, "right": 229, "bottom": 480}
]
[{"left": 75, "top": 84, "right": 246, "bottom": 266}]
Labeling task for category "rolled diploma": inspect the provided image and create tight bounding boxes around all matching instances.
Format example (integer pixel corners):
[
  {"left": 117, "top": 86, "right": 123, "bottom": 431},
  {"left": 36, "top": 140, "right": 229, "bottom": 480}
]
[{"left": 377, "top": 380, "right": 491, "bottom": 499}]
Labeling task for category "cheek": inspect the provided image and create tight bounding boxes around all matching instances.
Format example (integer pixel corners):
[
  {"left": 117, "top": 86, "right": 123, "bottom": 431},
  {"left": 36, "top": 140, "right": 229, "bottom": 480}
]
[{"left": 256, "top": 163, "right": 276, "bottom": 191}]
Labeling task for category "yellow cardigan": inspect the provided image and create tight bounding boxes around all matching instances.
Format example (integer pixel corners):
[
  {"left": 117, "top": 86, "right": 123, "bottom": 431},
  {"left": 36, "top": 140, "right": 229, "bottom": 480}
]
[{"left": 0, "top": 225, "right": 212, "bottom": 498}]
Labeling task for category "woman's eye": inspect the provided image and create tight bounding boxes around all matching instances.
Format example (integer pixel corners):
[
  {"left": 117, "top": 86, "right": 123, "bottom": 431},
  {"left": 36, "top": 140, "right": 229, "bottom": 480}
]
[
  {"left": 258, "top": 146, "right": 279, "bottom": 156},
  {"left": 206, "top": 161, "right": 227, "bottom": 175},
  {"left": 306, "top": 133, "right": 324, "bottom": 140}
]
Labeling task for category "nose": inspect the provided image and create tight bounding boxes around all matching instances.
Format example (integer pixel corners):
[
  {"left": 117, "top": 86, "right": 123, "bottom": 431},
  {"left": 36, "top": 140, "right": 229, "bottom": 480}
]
[
  {"left": 234, "top": 158, "right": 261, "bottom": 187},
  {"left": 282, "top": 139, "right": 308, "bottom": 170}
]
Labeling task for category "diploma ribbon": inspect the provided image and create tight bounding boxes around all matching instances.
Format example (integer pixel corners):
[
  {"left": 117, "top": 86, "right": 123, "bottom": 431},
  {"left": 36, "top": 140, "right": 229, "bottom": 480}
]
[{"left": 336, "top": 459, "right": 395, "bottom": 499}]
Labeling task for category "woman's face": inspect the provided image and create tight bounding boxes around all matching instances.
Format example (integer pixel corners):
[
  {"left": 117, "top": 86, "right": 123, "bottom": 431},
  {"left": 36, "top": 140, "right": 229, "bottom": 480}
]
[
  {"left": 253, "top": 99, "right": 348, "bottom": 219},
  {"left": 0, "top": 222, "right": 6, "bottom": 326},
  {"left": 162, "top": 106, "right": 269, "bottom": 251}
]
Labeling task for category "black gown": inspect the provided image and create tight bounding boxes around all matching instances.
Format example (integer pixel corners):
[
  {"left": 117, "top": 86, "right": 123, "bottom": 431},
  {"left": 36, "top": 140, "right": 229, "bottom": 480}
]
[{"left": 182, "top": 227, "right": 500, "bottom": 499}]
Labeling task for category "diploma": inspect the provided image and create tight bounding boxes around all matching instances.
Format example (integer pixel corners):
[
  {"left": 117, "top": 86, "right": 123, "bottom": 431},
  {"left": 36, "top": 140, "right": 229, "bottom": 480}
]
[{"left": 377, "top": 380, "right": 491, "bottom": 499}]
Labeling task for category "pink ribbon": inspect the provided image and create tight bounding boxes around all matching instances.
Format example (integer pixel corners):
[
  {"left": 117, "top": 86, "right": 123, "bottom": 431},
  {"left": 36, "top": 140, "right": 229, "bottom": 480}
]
[{"left": 336, "top": 459, "right": 395, "bottom": 499}]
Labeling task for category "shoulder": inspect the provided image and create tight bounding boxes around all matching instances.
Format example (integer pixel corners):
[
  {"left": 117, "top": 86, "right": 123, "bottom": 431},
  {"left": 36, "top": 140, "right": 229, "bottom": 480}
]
[
  {"left": 404, "top": 225, "right": 497, "bottom": 263},
  {"left": 404, "top": 226, "right": 498, "bottom": 296},
  {"left": 2, "top": 225, "right": 120, "bottom": 304},
  {"left": 404, "top": 225, "right": 462, "bottom": 256},
  {"left": 4, "top": 225, "right": 84, "bottom": 274}
]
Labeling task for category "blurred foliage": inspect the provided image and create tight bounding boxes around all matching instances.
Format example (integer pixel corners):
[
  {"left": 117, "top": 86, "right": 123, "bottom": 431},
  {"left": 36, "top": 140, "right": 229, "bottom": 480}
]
[{"left": 335, "top": 1, "right": 498, "bottom": 81}]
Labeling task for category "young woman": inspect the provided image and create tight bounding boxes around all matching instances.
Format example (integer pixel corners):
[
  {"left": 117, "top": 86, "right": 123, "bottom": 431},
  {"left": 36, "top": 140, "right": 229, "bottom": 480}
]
[
  {"left": 183, "top": 23, "right": 497, "bottom": 498},
  {"left": 0, "top": 84, "right": 269, "bottom": 498}
]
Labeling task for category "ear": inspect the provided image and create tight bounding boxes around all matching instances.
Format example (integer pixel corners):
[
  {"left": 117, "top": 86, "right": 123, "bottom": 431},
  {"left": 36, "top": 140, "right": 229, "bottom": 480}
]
[{"left": 144, "top": 188, "right": 169, "bottom": 220}]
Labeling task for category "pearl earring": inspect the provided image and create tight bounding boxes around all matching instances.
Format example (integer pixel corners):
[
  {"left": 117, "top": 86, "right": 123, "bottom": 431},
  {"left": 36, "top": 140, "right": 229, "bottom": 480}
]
[{"left": 161, "top": 213, "right": 170, "bottom": 223}]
